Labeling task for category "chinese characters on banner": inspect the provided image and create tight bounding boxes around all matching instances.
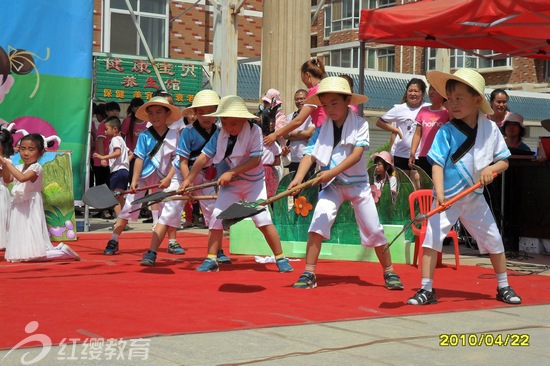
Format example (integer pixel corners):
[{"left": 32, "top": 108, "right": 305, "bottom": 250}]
[{"left": 94, "top": 54, "right": 202, "bottom": 106}]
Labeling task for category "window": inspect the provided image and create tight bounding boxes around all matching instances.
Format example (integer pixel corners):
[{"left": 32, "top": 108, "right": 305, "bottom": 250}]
[
  {"left": 326, "top": 0, "right": 396, "bottom": 34},
  {"left": 330, "top": 48, "right": 359, "bottom": 68},
  {"left": 426, "top": 48, "right": 512, "bottom": 71},
  {"left": 366, "top": 0, "right": 397, "bottom": 9},
  {"left": 105, "top": 0, "right": 168, "bottom": 57},
  {"left": 324, "top": 6, "right": 331, "bottom": 38},
  {"left": 329, "top": 46, "right": 394, "bottom": 71}
]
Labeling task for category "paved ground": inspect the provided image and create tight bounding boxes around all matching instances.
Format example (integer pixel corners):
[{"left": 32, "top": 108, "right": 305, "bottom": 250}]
[{"left": 1, "top": 212, "right": 549, "bottom": 365}]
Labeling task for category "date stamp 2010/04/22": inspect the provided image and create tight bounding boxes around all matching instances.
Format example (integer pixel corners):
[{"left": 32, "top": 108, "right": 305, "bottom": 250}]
[{"left": 439, "top": 333, "right": 530, "bottom": 347}]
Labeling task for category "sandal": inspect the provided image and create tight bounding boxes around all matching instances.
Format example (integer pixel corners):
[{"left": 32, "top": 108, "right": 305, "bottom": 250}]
[
  {"left": 407, "top": 289, "right": 437, "bottom": 305},
  {"left": 496, "top": 286, "right": 522, "bottom": 304},
  {"left": 384, "top": 271, "right": 404, "bottom": 290}
]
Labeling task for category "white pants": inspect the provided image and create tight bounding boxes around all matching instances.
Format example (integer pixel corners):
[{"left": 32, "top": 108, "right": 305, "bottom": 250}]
[
  {"left": 118, "top": 174, "right": 163, "bottom": 222},
  {"left": 158, "top": 171, "right": 216, "bottom": 228},
  {"left": 210, "top": 179, "right": 272, "bottom": 230},
  {"left": 422, "top": 192, "right": 503, "bottom": 254},
  {"left": 308, "top": 182, "right": 387, "bottom": 248}
]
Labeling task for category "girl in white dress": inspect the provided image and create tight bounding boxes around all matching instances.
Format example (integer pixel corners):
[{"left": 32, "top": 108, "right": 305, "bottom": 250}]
[
  {"left": 0, "top": 129, "right": 14, "bottom": 250},
  {"left": 0, "top": 133, "right": 80, "bottom": 262}
]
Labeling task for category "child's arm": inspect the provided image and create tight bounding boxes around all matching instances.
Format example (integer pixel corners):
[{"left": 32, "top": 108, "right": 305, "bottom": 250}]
[
  {"left": 93, "top": 147, "right": 121, "bottom": 161},
  {"left": 179, "top": 153, "right": 208, "bottom": 191},
  {"left": 159, "top": 166, "right": 176, "bottom": 189},
  {"left": 179, "top": 156, "right": 190, "bottom": 180},
  {"left": 316, "top": 146, "right": 364, "bottom": 184},
  {"left": 264, "top": 105, "right": 315, "bottom": 145},
  {"left": 287, "top": 154, "right": 315, "bottom": 190},
  {"left": 273, "top": 155, "right": 281, "bottom": 167},
  {"left": 1, "top": 159, "right": 38, "bottom": 183},
  {"left": 432, "top": 164, "right": 445, "bottom": 206},
  {"left": 130, "top": 157, "right": 144, "bottom": 191},
  {"left": 218, "top": 156, "right": 261, "bottom": 186},
  {"left": 480, "top": 159, "right": 508, "bottom": 186},
  {"left": 285, "top": 126, "right": 315, "bottom": 141},
  {"left": 0, "top": 158, "right": 13, "bottom": 183},
  {"left": 409, "top": 127, "right": 422, "bottom": 167}
]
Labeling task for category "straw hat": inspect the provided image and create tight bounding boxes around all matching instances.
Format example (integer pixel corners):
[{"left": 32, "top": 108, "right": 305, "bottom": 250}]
[
  {"left": 426, "top": 68, "right": 493, "bottom": 115},
  {"left": 304, "top": 76, "right": 369, "bottom": 106},
  {"left": 205, "top": 95, "right": 259, "bottom": 120},
  {"left": 541, "top": 119, "right": 550, "bottom": 132},
  {"left": 262, "top": 88, "right": 283, "bottom": 106},
  {"left": 371, "top": 151, "right": 393, "bottom": 166},
  {"left": 181, "top": 90, "right": 220, "bottom": 117},
  {"left": 136, "top": 96, "right": 182, "bottom": 123}
]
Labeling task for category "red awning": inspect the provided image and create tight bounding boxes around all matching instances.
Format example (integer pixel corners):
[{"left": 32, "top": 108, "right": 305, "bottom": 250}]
[{"left": 359, "top": 0, "right": 550, "bottom": 59}]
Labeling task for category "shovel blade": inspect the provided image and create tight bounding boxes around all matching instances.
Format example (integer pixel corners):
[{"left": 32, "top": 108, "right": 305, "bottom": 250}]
[
  {"left": 131, "top": 190, "right": 171, "bottom": 205},
  {"left": 82, "top": 184, "right": 119, "bottom": 209},
  {"left": 216, "top": 201, "right": 266, "bottom": 226}
]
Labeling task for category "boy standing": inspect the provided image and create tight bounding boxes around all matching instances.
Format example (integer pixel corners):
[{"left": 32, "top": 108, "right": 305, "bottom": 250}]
[
  {"left": 407, "top": 68, "right": 521, "bottom": 305},
  {"left": 287, "top": 77, "right": 403, "bottom": 290},
  {"left": 93, "top": 116, "right": 129, "bottom": 217},
  {"left": 179, "top": 95, "right": 293, "bottom": 273},
  {"left": 103, "top": 96, "right": 181, "bottom": 255}
]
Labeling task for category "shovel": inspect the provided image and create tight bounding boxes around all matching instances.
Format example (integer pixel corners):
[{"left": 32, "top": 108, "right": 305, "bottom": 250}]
[
  {"left": 129, "top": 195, "right": 218, "bottom": 213},
  {"left": 382, "top": 172, "right": 498, "bottom": 254},
  {"left": 217, "top": 176, "right": 321, "bottom": 230},
  {"left": 131, "top": 179, "right": 225, "bottom": 206},
  {"left": 82, "top": 184, "right": 157, "bottom": 209}
]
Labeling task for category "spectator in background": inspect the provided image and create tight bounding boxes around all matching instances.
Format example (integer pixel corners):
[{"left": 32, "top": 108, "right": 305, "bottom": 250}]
[
  {"left": 488, "top": 89, "right": 511, "bottom": 129},
  {"left": 121, "top": 97, "right": 146, "bottom": 184},
  {"left": 340, "top": 74, "right": 359, "bottom": 115},
  {"left": 502, "top": 112, "right": 531, "bottom": 153},
  {"left": 285, "top": 89, "right": 315, "bottom": 176}
]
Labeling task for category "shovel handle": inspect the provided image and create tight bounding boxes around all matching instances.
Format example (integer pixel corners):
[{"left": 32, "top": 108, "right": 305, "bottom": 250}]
[
  {"left": 261, "top": 176, "right": 321, "bottom": 206},
  {"left": 425, "top": 172, "right": 498, "bottom": 219},
  {"left": 116, "top": 184, "right": 158, "bottom": 196}
]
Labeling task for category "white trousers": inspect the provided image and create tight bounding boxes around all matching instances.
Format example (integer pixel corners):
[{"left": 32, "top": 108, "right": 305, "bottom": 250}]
[
  {"left": 118, "top": 174, "right": 164, "bottom": 222},
  {"left": 308, "top": 182, "right": 387, "bottom": 248}
]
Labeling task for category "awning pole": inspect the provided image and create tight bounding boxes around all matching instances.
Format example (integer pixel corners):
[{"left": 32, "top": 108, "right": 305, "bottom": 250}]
[{"left": 125, "top": 0, "right": 166, "bottom": 91}]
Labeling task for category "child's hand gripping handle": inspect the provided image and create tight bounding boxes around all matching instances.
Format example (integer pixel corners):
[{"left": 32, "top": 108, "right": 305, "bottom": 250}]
[
  {"left": 261, "top": 176, "right": 321, "bottom": 207},
  {"left": 423, "top": 172, "right": 498, "bottom": 220}
]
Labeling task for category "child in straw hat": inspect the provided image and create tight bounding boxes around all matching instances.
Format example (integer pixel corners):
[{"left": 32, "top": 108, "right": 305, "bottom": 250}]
[
  {"left": 140, "top": 90, "right": 228, "bottom": 266},
  {"left": 407, "top": 68, "right": 521, "bottom": 305},
  {"left": 103, "top": 96, "right": 181, "bottom": 256},
  {"left": 287, "top": 76, "right": 404, "bottom": 290},
  {"left": 179, "top": 95, "right": 293, "bottom": 273}
]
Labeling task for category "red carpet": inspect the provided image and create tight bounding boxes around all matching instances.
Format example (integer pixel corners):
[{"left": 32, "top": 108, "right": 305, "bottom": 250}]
[{"left": 1, "top": 231, "right": 549, "bottom": 350}]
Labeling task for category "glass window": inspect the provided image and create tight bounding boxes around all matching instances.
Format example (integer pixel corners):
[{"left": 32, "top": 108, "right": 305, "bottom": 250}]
[
  {"left": 378, "top": 47, "right": 395, "bottom": 72},
  {"left": 329, "top": 0, "right": 378, "bottom": 32},
  {"left": 431, "top": 48, "right": 512, "bottom": 71},
  {"left": 106, "top": 0, "right": 168, "bottom": 57}
]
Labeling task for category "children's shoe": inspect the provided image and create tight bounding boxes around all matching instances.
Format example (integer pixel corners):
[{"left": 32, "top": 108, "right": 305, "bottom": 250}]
[
  {"left": 104, "top": 240, "right": 119, "bottom": 255},
  {"left": 496, "top": 286, "right": 522, "bottom": 304},
  {"left": 167, "top": 242, "right": 186, "bottom": 255},
  {"left": 293, "top": 271, "right": 317, "bottom": 289},
  {"left": 275, "top": 257, "right": 293, "bottom": 272},
  {"left": 196, "top": 258, "right": 219, "bottom": 272},
  {"left": 140, "top": 251, "right": 157, "bottom": 267},
  {"left": 407, "top": 289, "right": 437, "bottom": 305},
  {"left": 60, "top": 243, "right": 81, "bottom": 261},
  {"left": 216, "top": 250, "right": 232, "bottom": 264},
  {"left": 384, "top": 271, "right": 404, "bottom": 290}
]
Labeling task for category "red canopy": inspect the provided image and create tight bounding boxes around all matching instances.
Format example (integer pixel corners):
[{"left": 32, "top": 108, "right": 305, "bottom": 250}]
[{"left": 359, "top": 0, "right": 550, "bottom": 59}]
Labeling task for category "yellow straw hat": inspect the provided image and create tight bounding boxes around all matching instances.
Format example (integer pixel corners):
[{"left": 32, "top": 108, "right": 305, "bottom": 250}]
[
  {"left": 181, "top": 90, "right": 221, "bottom": 117},
  {"left": 135, "top": 96, "right": 182, "bottom": 123},
  {"left": 427, "top": 68, "right": 493, "bottom": 115},
  {"left": 304, "top": 76, "right": 369, "bottom": 106},
  {"left": 205, "top": 95, "right": 259, "bottom": 120}
]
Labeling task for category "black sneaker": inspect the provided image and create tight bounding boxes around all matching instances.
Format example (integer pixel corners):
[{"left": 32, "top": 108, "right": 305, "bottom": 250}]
[
  {"left": 104, "top": 240, "right": 119, "bottom": 255},
  {"left": 140, "top": 251, "right": 157, "bottom": 267},
  {"left": 496, "top": 286, "right": 522, "bottom": 304},
  {"left": 407, "top": 289, "right": 437, "bottom": 305}
]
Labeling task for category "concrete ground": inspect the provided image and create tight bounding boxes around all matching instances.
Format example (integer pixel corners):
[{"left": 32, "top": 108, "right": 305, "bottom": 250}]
[{"left": 1, "top": 212, "right": 549, "bottom": 366}]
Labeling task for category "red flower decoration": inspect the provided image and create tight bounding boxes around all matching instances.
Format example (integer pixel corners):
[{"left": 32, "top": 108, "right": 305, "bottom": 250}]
[
  {"left": 294, "top": 196, "right": 313, "bottom": 217},
  {"left": 371, "top": 184, "right": 381, "bottom": 203}
]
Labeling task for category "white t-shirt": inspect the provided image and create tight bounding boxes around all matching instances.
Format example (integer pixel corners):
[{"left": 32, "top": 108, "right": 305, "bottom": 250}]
[
  {"left": 109, "top": 135, "right": 129, "bottom": 172},
  {"left": 286, "top": 112, "right": 314, "bottom": 163},
  {"left": 381, "top": 102, "right": 428, "bottom": 159},
  {"left": 262, "top": 141, "right": 282, "bottom": 165}
]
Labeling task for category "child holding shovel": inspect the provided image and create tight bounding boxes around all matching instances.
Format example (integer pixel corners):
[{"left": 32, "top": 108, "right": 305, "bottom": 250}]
[
  {"left": 179, "top": 95, "right": 293, "bottom": 273},
  {"left": 287, "top": 77, "right": 404, "bottom": 290},
  {"left": 103, "top": 96, "right": 181, "bottom": 256},
  {"left": 407, "top": 69, "right": 521, "bottom": 305}
]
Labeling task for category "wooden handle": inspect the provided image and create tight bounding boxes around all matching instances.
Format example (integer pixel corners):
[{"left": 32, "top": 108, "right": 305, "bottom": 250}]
[
  {"left": 261, "top": 176, "right": 321, "bottom": 206},
  {"left": 426, "top": 172, "right": 498, "bottom": 218},
  {"left": 118, "top": 184, "right": 158, "bottom": 195},
  {"left": 165, "top": 195, "right": 217, "bottom": 201}
]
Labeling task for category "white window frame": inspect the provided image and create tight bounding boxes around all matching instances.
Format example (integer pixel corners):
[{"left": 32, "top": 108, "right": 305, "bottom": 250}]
[
  {"left": 364, "top": 47, "right": 395, "bottom": 72},
  {"left": 426, "top": 48, "right": 512, "bottom": 71},
  {"left": 103, "top": 0, "right": 169, "bottom": 58}
]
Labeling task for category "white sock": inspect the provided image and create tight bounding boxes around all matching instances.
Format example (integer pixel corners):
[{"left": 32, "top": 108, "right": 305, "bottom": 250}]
[
  {"left": 111, "top": 233, "right": 120, "bottom": 241},
  {"left": 421, "top": 278, "right": 433, "bottom": 292},
  {"left": 168, "top": 239, "right": 177, "bottom": 244},
  {"left": 496, "top": 272, "right": 509, "bottom": 289}
]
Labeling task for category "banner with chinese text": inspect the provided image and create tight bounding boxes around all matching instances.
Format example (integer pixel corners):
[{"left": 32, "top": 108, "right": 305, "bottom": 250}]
[
  {"left": 94, "top": 53, "right": 203, "bottom": 106},
  {"left": 0, "top": 0, "right": 93, "bottom": 200}
]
